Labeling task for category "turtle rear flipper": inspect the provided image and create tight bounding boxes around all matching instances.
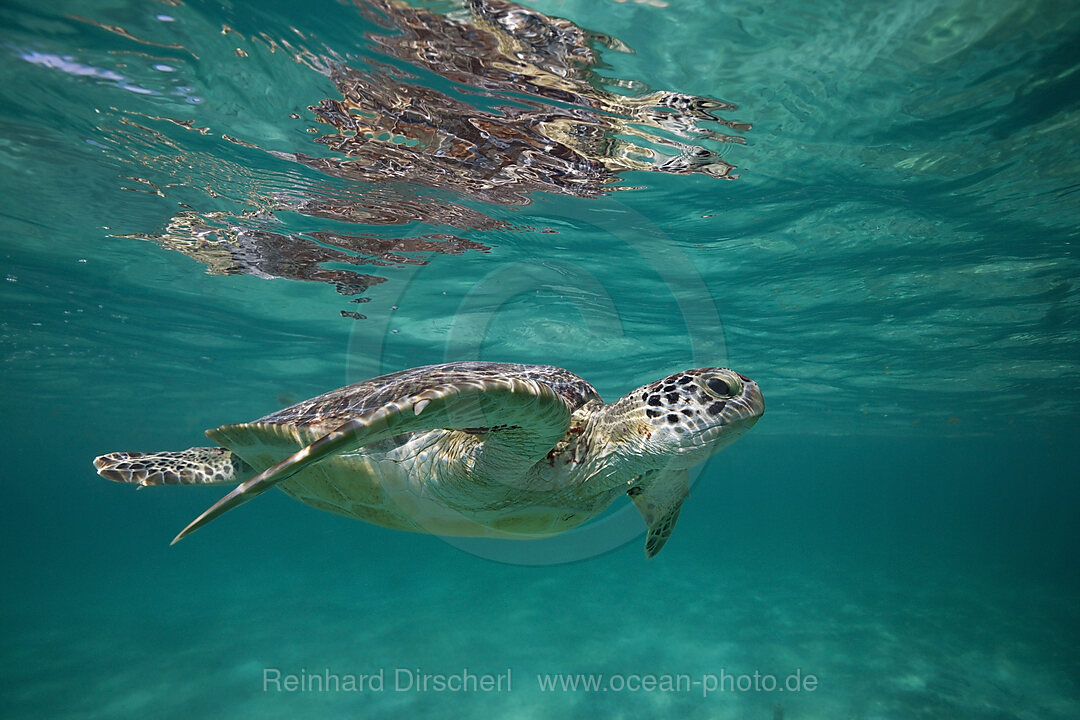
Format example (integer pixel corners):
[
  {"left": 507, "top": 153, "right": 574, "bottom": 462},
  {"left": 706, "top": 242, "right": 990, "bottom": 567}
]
[{"left": 94, "top": 448, "right": 252, "bottom": 487}]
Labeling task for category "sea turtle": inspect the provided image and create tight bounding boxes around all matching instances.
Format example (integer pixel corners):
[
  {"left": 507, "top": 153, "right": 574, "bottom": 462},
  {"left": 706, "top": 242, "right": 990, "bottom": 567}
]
[{"left": 94, "top": 362, "right": 763, "bottom": 558}]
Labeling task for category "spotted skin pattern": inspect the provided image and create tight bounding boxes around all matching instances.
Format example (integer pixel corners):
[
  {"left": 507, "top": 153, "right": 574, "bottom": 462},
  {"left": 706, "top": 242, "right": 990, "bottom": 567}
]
[
  {"left": 638, "top": 370, "right": 742, "bottom": 432},
  {"left": 93, "top": 448, "right": 252, "bottom": 486},
  {"left": 94, "top": 362, "right": 763, "bottom": 557}
]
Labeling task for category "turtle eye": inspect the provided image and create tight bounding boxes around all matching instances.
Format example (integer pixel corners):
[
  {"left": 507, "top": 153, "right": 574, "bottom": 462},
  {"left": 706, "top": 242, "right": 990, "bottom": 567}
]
[{"left": 705, "top": 376, "right": 733, "bottom": 397}]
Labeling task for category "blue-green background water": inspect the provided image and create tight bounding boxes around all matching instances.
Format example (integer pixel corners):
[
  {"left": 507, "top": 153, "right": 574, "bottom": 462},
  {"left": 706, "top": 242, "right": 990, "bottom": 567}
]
[{"left": 2, "top": 0, "right": 1078, "bottom": 717}]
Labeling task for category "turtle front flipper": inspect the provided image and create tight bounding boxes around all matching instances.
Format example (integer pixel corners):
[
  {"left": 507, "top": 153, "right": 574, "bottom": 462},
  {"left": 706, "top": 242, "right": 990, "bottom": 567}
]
[
  {"left": 171, "top": 376, "right": 573, "bottom": 544},
  {"left": 94, "top": 448, "right": 252, "bottom": 487},
  {"left": 628, "top": 468, "right": 690, "bottom": 559}
]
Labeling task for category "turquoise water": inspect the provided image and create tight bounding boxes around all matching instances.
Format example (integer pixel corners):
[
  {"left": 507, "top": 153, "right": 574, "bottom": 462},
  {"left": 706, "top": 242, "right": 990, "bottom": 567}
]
[{"left": 2, "top": 0, "right": 1078, "bottom": 717}]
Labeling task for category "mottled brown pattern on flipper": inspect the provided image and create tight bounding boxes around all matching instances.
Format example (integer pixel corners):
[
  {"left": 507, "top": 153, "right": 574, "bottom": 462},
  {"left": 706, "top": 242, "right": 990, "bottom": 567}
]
[{"left": 94, "top": 448, "right": 251, "bottom": 486}]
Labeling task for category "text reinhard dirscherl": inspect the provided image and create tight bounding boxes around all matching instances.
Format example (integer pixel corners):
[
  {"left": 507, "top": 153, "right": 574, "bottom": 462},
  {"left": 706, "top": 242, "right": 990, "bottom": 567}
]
[
  {"left": 264, "top": 668, "right": 512, "bottom": 694},
  {"left": 262, "top": 668, "right": 819, "bottom": 697}
]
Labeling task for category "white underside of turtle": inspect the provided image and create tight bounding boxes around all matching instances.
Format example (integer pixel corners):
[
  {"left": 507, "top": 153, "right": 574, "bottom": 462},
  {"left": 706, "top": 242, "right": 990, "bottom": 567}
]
[{"left": 94, "top": 362, "right": 763, "bottom": 558}]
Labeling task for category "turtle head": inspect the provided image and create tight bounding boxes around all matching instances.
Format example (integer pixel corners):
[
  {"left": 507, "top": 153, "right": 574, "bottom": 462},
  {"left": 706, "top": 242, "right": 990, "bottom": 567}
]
[{"left": 616, "top": 368, "right": 764, "bottom": 469}]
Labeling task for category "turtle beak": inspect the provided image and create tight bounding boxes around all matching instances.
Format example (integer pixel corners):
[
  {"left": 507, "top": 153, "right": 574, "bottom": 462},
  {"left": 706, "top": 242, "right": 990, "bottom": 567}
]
[
  {"left": 723, "top": 375, "right": 763, "bottom": 435},
  {"left": 702, "top": 373, "right": 763, "bottom": 454},
  {"left": 741, "top": 377, "right": 764, "bottom": 421}
]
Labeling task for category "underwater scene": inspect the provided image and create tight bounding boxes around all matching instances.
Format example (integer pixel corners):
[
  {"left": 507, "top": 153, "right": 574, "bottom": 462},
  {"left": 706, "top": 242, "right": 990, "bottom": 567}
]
[{"left": 1, "top": 0, "right": 1078, "bottom": 717}]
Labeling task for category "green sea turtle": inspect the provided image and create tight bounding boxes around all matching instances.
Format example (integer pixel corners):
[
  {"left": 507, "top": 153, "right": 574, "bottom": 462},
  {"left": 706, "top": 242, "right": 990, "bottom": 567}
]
[{"left": 94, "top": 362, "right": 763, "bottom": 557}]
